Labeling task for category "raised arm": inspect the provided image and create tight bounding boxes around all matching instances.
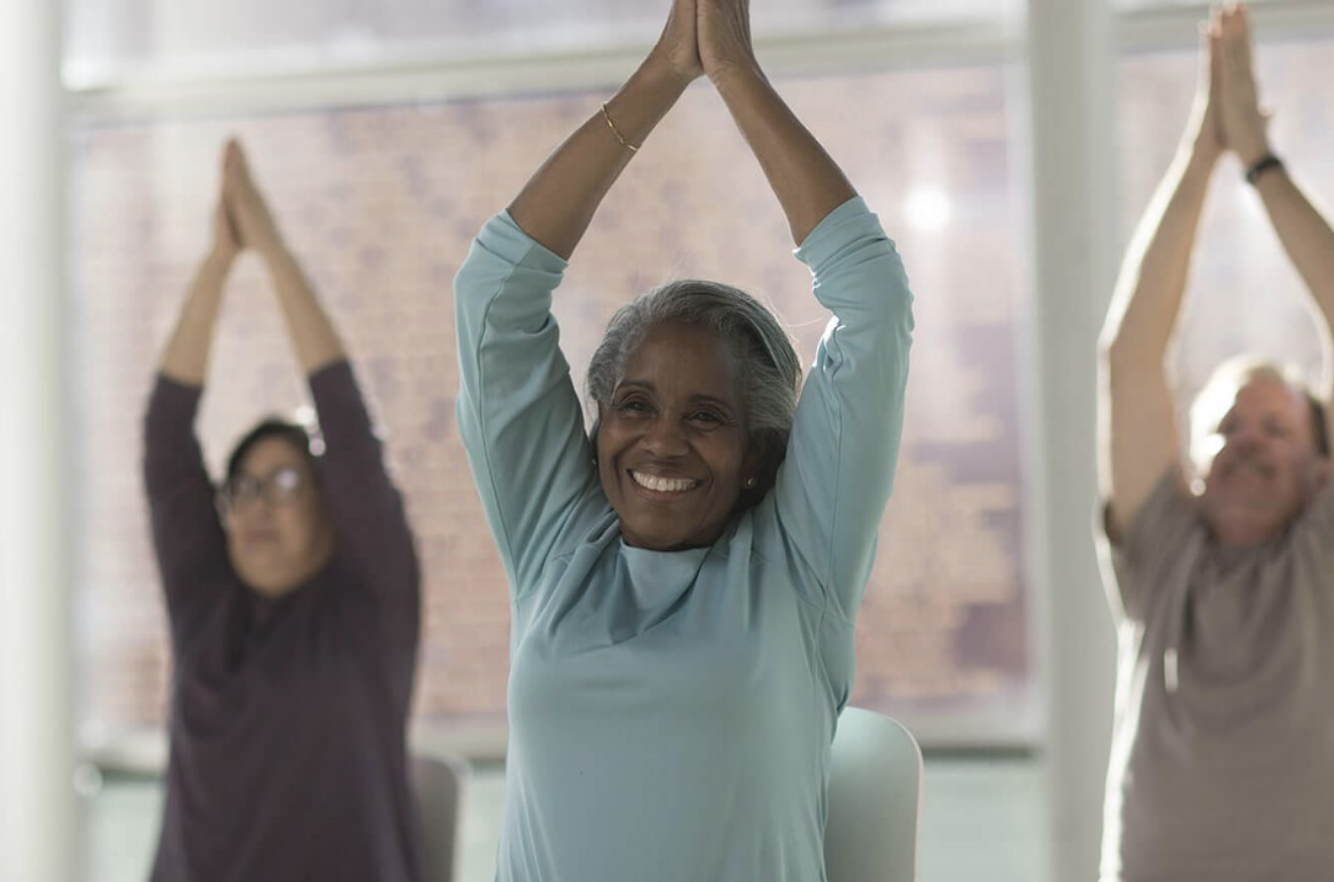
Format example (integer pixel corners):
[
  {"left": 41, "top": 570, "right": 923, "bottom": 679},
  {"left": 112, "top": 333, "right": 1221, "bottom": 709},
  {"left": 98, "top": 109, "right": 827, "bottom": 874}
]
[
  {"left": 455, "top": 0, "right": 712, "bottom": 592},
  {"left": 698, "top": 0, "right": 855, "bottom": 244},
  {"left": 223, "top": 139, "right": 346, "bottom": 375},
  {"left": 226, "top": 140, "right": 417, "bottom": 617},
  {"left": 1099, "top": 22, "right": 1225, "bottom": 539},
  {"left": 1217, "top": 5, "right": 1334, "bottom": 408},
  {"left": 147, "top": 153, "right": 239, "bottom": 643},
  {"left": 507, "top": 0, "right": 702, "bottom": 258},
  {"left": 691, "top": 0, "right": 910, "bottom": 616},
  {"left": 159, "top": 159, "right": 238, "bottom": 385}
]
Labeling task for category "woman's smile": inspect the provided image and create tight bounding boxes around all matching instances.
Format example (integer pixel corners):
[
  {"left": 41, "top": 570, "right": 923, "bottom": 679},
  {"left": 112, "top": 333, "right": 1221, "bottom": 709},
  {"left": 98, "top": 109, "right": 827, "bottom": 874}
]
[{"left": 629, "top": 470, "right": 702, "bottom": 494}]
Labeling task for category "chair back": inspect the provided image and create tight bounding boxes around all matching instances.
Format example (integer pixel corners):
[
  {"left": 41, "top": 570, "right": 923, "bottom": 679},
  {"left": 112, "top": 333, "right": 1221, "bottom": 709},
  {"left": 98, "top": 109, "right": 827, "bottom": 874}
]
[
  {"left": 410, "top": 752, "right": 470, "bottom": 882},
  {"left": 824, "top": 706, "right": 923, "bottom": 882}
]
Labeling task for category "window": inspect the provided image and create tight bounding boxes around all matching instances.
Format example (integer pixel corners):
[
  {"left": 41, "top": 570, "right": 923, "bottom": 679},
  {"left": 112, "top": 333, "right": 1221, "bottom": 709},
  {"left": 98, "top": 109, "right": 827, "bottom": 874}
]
[
  {"left": 63, "top": 0, "right": 1017, "bottom": 85},
  {"left": 71, "top": 61, "right": 1034, "bottom": 745}
]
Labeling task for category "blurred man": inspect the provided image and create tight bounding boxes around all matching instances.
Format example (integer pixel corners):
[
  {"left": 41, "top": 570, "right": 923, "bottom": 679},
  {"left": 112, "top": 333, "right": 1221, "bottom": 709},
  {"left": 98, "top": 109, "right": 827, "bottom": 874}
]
[{"left": 1097, "top": 6, "right": 1334, "bottom": 881}]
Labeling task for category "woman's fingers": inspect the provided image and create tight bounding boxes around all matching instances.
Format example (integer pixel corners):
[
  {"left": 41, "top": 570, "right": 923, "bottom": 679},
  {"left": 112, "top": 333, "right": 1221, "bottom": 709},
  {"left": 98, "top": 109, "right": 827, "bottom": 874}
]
[
  {"left": 699, "top": 0, "right": 758, "bottom": 82},
  {"left": 209, "top": 142, "right": 241, "bottom": 258},
  {"left": 221, "top": 139, "right": 286, "bottom": 255},
  {"left": 651, "top": 0, "right": 703, "bottom": 85}
]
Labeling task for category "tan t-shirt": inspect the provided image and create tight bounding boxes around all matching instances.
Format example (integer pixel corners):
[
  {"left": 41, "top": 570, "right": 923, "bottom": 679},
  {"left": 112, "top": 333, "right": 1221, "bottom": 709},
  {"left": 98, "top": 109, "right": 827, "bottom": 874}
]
[{"left": 1099, "top": 473, "right": 1334, "bottom": 882}]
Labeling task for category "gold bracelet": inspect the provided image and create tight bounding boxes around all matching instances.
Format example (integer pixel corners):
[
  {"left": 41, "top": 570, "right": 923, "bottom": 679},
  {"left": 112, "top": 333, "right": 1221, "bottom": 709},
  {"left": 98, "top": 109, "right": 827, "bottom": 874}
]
[{"left": 600, "top": 102, "right": 639, "bottom": 153}]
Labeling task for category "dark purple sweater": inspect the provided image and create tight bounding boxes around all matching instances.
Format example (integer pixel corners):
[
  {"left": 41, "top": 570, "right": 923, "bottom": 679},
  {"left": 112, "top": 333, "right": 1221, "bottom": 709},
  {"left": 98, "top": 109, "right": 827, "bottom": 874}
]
[{"left": 143, "top": 361, "right": 422, "bottom": 882}]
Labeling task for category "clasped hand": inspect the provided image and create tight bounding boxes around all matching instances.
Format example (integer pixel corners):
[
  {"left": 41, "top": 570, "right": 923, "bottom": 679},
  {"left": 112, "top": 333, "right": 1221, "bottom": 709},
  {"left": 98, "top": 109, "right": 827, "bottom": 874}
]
[
  {"left": 651, "top": 0, "right": 761, "bottom": 88},
  {"left": 1192, "top": 4, "right": 1272, "bottom": 167}
]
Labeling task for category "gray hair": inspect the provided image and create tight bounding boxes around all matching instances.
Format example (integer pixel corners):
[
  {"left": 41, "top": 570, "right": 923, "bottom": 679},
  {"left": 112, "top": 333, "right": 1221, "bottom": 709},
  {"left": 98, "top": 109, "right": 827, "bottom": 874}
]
[
  {"left": 586, "top": 279, "right": 803, "bottom": 496},
  {"left": 1188, "top": 354, "right": 1330, "bottom": 467}
]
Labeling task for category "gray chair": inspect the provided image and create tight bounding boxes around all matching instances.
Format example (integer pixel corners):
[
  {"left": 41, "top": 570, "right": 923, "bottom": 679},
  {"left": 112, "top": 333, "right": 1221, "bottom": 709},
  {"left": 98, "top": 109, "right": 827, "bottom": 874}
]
[
  {"left": 410, "top": 752, "right": 470, "bottom": 882},
  {"left": 824, "top": 706, "right": 924, "bottom": 882}
]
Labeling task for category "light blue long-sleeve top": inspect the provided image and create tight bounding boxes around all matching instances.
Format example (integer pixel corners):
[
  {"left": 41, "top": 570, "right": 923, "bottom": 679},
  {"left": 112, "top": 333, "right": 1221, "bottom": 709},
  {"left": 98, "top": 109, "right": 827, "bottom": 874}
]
[{"left": 454, "top": 196, "right": 914, "bottom": 882}]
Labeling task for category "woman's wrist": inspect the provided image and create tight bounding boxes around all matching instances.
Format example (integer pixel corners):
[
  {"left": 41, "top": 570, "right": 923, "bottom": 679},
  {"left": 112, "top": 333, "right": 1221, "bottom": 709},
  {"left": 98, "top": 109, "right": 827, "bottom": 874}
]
[
  {"left": 633, "top": 52, "right": 697, "bottom": 100},
  {"left": 600, "top": 56, "right": 694, "bottom": 150},
  {"left": 708, "top": 58, "right": 766, "bottom": 97},
  {"left": 202, "top": 245, "right": 236, "bottom": 274},
  {"left": 256, "top": 237, "right": 294, "bottom": 270}
]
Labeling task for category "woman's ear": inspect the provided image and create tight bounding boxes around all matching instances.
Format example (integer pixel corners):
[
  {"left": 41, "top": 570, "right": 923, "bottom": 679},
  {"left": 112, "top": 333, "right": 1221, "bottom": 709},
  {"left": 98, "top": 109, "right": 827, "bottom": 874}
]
[{"left": 741, "top": 431, "right": 777, "bottom": 492}]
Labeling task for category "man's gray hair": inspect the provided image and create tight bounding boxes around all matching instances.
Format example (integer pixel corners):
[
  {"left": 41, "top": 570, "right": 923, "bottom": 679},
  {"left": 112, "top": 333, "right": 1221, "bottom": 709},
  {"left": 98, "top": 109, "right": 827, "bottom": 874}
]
[{"left": 1188, "top": 354, "right": 1330, "bottom": 467}]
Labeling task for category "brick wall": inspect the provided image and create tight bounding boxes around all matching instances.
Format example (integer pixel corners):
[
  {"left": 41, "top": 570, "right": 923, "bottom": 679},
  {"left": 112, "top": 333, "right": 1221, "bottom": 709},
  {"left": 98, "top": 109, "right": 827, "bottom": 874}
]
[{"left": 71, "top": 65, "right": 1035, "bottom": 738}]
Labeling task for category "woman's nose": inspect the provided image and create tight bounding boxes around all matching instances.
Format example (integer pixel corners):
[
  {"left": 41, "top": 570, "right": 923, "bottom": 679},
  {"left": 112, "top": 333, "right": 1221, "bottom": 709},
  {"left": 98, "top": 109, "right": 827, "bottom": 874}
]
[{"left": 641, "top": 415, "right": 688, "bottom": 456}]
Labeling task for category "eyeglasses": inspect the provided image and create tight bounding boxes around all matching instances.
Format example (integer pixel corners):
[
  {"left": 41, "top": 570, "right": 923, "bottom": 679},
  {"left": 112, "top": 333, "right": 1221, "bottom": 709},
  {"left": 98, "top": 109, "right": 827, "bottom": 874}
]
[{"left": 220, "top": 465, "right": 308, "bottom": 513}]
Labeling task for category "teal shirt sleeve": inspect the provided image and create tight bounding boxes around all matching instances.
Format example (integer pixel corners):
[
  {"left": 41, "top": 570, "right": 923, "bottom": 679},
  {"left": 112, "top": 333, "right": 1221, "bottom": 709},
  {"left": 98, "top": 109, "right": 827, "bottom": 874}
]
[
  {"left": 773, "top": 196, "right": 915, "bottom": 621},
  {"left": 454, "top": 211, "right": 601, "bottom": 597}
]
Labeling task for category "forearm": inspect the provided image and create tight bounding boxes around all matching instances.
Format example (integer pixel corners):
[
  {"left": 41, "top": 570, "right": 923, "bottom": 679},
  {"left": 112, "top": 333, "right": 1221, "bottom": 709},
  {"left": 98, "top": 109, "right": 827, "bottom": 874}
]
[
  {"left": 454, "top": 214, "right": 599, "bottom": 588},
  {"left": 1211, "top": 5, "right": 1334, "bottom": 373},
  {"left": 781, "top": 202, "right": 912, "bottom": 616},
  {"left": 508, "top": 58, "right": 691, "bottom": 260},
  {"left": 1102, "top": 145, "right": 1217, "bottom": 365},
  {"left": 263, "top": 245, "right": 347, "bottom": 375},
  {"left": 712, "top": 66, "right": 855, "bottom": 246},
  {"left": 308, "top": 362, "right": 416, "bottom": 586},
  {"left": 1255, "top": 168, "right": 1334, "bottom": 359},
  {"left": 159, "top": 250, "right": 232, "bottom": 386},
  {"left": 1099, "top": 143, "right": 1213, "bottom": 533},
  {"left": 142, "top": 374, "right": 232, "bottom": 632}
]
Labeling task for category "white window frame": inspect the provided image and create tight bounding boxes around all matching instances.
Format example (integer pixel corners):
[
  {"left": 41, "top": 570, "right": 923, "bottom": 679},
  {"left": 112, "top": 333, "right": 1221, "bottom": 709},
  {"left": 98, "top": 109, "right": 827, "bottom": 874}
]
[{"left": 59, "top": 0, "right": 1334, "bottom": 752}]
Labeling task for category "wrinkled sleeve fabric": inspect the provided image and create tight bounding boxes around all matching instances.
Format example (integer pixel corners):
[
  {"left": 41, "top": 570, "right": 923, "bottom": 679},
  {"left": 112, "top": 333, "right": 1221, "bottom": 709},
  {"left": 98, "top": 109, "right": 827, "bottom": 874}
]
[
  {"left": 143, "top": 375, "right": 231, "bottom": 647},
  {"left": 309, "top": 361, "right": 421, "bottom": 656},
  {"left": 1102, "top": 470, "right": 1199, "bottom": 624},
  {"left": 454, "top": 211, "right": 600, "bottom": 599},
  {"left": 772, "top": 197, "right": 915, "bottom": 622}
]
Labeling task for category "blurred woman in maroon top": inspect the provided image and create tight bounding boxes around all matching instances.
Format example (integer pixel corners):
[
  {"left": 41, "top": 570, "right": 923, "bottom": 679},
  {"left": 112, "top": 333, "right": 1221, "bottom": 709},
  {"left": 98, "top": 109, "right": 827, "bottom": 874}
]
[{"left": 143, "top": 140, "right": 423, "bottom": 882}]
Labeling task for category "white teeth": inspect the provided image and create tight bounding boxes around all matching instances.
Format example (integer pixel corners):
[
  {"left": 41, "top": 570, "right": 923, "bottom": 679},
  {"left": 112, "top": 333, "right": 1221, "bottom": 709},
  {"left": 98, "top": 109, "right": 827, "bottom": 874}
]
[{"left": 631, "top": 471, "right": 698, "bottom": 493}]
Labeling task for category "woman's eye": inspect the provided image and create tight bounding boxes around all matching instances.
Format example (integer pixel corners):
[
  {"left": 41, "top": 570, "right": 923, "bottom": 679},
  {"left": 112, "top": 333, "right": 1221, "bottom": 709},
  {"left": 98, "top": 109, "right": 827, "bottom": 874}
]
[
  {"left": 689, "top": 411, "right": 722, "bottom": 425},
  {"left": 617, "top": 398, "right": 648, "bottom": 413}
]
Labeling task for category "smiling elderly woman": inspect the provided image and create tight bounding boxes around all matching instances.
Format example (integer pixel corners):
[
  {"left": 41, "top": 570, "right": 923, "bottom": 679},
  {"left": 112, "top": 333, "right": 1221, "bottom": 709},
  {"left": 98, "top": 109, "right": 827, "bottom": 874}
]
[
  {"left": 585, "top": 279, "right": 802, "bottom": 549},
  {"left": 453, "top": 0, "right": 914, "bottom": 879},
  {"left": 143, "top": 140, "right": 422, "bottom": 882}
]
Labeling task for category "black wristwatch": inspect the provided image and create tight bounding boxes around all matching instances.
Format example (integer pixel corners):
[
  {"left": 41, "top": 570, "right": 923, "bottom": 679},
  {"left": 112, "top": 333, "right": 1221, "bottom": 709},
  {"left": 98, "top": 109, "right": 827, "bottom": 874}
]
[{"left": 1245, "top": 154, "right": 1284, "bottom": 186}]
